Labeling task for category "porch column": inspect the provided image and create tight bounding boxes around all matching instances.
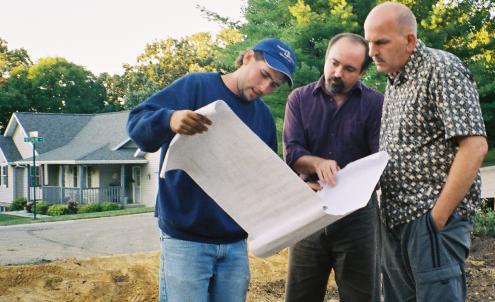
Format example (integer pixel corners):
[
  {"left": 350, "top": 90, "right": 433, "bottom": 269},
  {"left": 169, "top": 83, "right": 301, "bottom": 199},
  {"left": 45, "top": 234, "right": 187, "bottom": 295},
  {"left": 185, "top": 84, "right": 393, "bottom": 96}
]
[
  {"left": 78, "top": 165, "right": 84, "bottom": 204},
  {"left": 41, "top": 164, "right": 45, "bottom": 201},
  {"left": 27, "top": 164, "right": 31, "bottom": 203},
  {"left": 11, "top": 166, "right": 16, "bottom": 199},
  {"left": 59, "top": 165, "right": 65, "bottom": 203},
  {"left": 120, "top": 165, "right": 126, "bottom": 206}
]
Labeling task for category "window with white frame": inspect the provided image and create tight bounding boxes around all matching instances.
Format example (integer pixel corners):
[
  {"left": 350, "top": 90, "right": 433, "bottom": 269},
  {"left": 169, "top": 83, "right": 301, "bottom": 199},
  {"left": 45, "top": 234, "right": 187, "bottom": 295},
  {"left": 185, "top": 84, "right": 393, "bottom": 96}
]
[{"left": 1, "top": 165, "right": 8, "bottom": 188}]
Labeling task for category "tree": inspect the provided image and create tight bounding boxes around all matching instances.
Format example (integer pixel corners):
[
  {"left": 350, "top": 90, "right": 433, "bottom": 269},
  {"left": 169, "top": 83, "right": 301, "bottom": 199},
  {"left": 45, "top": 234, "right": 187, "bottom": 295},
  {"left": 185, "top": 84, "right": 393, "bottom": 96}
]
[
  {"left": 0, "top": 37, "right": 32, "bottom": 83},
  {"left": 213, "top": 0, "right": 494, "bottom": 147},
  {"left": 119, "top": 30, "right": 243, "bottom": 109},
  {"left": 98, "top": 72, "right": 127, "bottom": 112},
  {"left": 0, "top": 57, "right": 106, "bottom": 130}
]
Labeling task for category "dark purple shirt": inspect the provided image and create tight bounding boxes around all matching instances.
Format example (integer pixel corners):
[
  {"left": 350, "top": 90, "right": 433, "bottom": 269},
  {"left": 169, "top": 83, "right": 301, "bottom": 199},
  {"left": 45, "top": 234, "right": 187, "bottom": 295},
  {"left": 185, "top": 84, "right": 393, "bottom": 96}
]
[{"left": 283, "top": 76, "right": 384, "bottom": 181}]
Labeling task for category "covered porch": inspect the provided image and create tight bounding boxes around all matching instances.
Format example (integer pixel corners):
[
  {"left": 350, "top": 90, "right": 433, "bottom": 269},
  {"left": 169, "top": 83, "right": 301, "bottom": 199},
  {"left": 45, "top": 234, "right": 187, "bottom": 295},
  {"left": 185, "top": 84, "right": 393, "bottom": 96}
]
[{"left": 25, "top": 163, "right": 146, "bottom": 205}]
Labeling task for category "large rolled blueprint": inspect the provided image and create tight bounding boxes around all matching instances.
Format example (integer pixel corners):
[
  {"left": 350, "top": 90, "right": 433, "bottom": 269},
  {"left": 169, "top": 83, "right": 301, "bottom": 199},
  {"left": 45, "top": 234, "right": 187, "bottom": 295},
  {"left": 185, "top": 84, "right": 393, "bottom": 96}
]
[{"left": 161, "top": 100, "right": 388, "bottom": 257}]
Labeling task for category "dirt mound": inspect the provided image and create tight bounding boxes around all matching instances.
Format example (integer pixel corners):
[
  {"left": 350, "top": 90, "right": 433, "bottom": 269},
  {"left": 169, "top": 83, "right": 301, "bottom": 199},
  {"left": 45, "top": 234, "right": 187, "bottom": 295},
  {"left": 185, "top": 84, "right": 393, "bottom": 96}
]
[{"left": 1, "top": 237, "right": 494, "bottom": 301}]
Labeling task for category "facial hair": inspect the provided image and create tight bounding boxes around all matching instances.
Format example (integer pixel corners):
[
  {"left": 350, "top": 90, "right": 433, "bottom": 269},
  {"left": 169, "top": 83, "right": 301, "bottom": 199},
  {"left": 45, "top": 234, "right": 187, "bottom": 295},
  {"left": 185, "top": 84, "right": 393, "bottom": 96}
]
[{"left": 325, "top": 76, "right": 345, "bottom": 95}]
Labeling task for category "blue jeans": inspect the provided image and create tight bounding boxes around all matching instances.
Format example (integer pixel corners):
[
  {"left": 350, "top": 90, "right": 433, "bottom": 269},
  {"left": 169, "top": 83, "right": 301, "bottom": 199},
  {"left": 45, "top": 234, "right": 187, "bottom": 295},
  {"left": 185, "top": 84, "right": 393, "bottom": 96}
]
[
  {"left": 159, "top": 231, "right": 250, "bottom": 302},
  {"left": 381, "top": 210, "right": 471, "bottom": 302}
]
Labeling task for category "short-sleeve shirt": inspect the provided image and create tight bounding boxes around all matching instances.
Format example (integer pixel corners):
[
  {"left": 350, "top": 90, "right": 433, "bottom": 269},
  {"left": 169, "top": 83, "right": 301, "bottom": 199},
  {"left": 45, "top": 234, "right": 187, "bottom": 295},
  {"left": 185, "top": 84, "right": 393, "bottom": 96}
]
[{"left": 379, "top": 40, "right": 487, "bottom": 228}]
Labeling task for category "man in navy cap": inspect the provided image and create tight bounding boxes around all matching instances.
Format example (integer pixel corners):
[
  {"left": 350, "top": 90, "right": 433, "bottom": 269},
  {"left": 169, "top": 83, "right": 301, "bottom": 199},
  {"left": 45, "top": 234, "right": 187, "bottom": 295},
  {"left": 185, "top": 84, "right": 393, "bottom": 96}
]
[{"left": 127, "top": 38, "right": 296, "bottom": 302}]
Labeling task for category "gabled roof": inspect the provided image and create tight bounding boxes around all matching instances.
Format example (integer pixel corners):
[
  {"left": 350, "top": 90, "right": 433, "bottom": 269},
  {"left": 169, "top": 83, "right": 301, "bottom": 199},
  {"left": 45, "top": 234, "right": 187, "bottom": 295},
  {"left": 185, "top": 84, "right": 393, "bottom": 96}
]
[
  {"left": 0, "top": 136, "right": 22, "bottom": 162},
  {"left": 14, "top": 112, "right": 93, "bottom": 154},
  {"left": 10, "top": 111, "right": 146, "bottom": 164}
]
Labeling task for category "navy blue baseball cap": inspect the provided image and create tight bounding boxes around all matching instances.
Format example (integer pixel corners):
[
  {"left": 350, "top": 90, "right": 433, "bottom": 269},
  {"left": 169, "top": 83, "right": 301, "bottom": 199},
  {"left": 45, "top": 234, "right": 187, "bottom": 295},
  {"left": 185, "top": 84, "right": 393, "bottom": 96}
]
[{"left": 253, "top": 38, "right": 297, "bottom": 86}]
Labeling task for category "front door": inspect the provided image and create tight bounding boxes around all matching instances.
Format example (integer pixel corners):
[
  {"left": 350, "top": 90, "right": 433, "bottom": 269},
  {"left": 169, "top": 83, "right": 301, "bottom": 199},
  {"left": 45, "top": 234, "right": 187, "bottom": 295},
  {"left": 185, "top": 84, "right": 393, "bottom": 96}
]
[
  {"left": 15, "top": 167, "right": 25, "bottom": 198},
  {"left": 132, "top": 166, "right": 141, "bottom": 204}
]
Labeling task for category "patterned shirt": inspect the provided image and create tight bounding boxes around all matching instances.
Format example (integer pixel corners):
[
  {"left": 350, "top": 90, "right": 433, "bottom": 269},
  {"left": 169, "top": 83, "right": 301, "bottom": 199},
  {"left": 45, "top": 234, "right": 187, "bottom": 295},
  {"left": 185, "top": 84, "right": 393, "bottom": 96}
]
[{"left": 379, "top": 40, "right": 487, "bottom": 228}]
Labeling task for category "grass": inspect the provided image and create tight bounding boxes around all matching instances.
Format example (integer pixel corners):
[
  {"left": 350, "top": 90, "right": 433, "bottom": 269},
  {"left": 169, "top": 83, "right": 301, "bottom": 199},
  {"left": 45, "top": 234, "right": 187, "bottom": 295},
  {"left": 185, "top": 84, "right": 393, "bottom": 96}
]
[
  {"left": 0, "top": 206, "right": 155, "bottom": 226},
  {"left": 0, "top": 214, "right": 32, "bottom": 225}
]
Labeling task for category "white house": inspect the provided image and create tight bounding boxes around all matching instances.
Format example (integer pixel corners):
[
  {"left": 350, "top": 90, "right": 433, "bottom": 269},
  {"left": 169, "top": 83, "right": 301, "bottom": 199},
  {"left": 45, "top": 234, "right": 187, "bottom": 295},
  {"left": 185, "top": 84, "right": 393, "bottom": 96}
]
[{"left": 0, "top": 111, "right": 160, "bottom": 211}]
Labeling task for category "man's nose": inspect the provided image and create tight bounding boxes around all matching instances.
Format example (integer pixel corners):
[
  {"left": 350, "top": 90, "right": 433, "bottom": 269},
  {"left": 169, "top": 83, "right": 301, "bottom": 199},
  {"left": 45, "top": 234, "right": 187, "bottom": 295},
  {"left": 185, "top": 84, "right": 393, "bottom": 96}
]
[
  {"left": 259, "top": 79, "right": 274, "bottom": 95},
  {"left": 368, "top": 43, "right": 378, "bottom": 57},
  {"left": 334, "top": 66, "right": 343, "bottom": 78}
]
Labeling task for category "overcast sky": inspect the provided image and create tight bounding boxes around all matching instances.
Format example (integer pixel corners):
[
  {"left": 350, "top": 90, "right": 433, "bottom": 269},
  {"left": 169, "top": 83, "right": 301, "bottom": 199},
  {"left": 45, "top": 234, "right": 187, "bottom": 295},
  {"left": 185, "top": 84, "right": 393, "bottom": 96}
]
[{"left": 0, "top": 0, "right": 245, "bottom": 75}]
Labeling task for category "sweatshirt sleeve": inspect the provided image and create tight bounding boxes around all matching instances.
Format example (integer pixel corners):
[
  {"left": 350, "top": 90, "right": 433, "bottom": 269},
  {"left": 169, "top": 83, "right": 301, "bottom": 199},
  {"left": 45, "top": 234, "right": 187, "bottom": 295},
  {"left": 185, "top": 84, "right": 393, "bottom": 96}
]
[{"left": 127, "top": 75, "right": 195, "bottom": 153}]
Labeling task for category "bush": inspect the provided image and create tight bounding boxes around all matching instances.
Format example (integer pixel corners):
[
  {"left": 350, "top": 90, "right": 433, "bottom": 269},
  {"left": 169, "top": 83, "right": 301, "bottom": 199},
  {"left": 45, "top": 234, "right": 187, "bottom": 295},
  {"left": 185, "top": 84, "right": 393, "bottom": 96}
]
[
  {"left": 10, "top": 197, "right": 27, "bottom": 211},
  {"left": 33, "top": 201, "right": 50, "bottom": 215},
  {"left": 47, "top": 204, "right": 68, "bottom": 216},
  {"left": 100, "top": 202, "right": 121, "bottom": 211},
  {"left": 474, "top": 209, "right": 495, "bottom": 237},
  {"left": 26, "top": 201, "right": 33, "bottom": 213},
  {"left": 78, "top": 203, "right": 102, "bottom": 213},
  {"left": 66, "top": 200, "right": 79, "bottom": 214}
]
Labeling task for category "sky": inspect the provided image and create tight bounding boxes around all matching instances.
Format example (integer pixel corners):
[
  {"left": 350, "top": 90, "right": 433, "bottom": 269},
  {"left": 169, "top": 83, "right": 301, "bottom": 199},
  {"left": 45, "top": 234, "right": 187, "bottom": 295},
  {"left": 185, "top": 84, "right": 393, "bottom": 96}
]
[{"left": 0, "top": 0, "right": 245, "bottom": 75}]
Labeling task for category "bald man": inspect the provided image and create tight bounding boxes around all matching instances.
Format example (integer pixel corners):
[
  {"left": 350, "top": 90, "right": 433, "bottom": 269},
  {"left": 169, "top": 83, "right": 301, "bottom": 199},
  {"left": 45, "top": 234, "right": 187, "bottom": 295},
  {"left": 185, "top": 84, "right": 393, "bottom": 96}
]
[{"left": 364, "top": 2, "right": 488, "bottom": 301}]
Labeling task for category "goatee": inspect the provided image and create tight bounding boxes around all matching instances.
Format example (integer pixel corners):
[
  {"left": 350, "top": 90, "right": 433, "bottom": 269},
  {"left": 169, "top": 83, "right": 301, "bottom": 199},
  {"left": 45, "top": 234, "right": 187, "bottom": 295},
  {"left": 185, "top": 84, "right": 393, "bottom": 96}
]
[{"left": 325, "top": 77, "right": 345, "bottom": 95}]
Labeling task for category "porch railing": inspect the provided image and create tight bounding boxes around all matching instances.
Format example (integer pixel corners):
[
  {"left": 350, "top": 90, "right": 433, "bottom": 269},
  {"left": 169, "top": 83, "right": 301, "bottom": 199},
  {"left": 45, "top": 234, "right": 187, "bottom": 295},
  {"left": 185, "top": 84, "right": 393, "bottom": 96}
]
[{"left": 41, "top": 186, "right": 122, "bottom": 204}]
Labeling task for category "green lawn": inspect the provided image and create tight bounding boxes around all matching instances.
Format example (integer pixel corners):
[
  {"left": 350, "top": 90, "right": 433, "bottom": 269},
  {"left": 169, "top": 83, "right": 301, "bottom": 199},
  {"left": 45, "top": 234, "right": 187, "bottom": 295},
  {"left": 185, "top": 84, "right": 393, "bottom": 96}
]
[
  {"left": 0, "top": 214, "right": 32, "bottom": 225},
  {"left": 0, "top": 206, "right": 155, "bottom": 226}
]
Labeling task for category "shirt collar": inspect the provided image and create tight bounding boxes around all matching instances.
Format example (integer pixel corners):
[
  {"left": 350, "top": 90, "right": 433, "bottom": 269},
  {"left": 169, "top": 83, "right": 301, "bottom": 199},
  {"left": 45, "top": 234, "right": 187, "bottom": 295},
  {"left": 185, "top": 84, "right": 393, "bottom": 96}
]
[{"left": 388, "top": 40, "right": 427, "bottom": 86}]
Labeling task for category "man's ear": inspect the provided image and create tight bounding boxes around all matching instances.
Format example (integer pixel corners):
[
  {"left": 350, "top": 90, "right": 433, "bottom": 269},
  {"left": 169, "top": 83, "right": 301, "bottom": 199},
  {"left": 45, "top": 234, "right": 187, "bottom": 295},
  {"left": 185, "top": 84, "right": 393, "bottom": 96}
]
[
  {"left": 243, "top": 49, "right": 256, "bottom": 65},
  {"left": 406, "top": 33, "right": 417, "bottom": 54}
]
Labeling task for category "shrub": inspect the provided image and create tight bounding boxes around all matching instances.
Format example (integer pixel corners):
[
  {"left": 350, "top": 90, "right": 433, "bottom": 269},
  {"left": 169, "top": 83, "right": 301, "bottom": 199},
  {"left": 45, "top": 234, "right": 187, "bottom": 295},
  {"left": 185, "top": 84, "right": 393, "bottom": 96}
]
[
  {"left": 26, "top": 201, "right": 49, "bottom": 214},
  {"left": 26, "top": 201, "right": 33, "bottom": 213},
  {"left": 10, "top": 197, "right": 28, "bottom": 211},
  {"left": 100, "top": 202, "right": 121, "bottom": 211},
  {"left": 47, "top": 204, "right": 67, "bottom": 216},
  {"left": 66, "top": 200, "right": 79, "bottom": 214},
  {"left": 78, "top": 203, "right": 102, "bottom": 213},
  {"left": 474, "top": 209, "right": 495, "bottom": 237},
  {"left": 33, "top": 201, "right": 50, "bottom": 215}
]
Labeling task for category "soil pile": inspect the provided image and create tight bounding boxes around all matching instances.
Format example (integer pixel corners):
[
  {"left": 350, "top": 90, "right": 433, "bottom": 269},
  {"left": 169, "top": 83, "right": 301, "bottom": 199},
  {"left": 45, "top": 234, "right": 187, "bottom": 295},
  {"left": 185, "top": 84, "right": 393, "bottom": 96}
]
[{"left": 0, "top": 236, "right": 493, "bottom": 301}]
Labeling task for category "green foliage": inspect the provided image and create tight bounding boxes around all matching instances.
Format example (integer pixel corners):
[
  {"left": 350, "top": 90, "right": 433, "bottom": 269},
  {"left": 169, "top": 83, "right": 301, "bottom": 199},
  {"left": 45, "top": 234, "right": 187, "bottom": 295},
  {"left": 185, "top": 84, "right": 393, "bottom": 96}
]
[
  {"left": 47, "top": 204, "right": 68, "bottom": 216},
  {"left": 483, "top": 148, "right": 495, "bottom": 166},
  {"left": 474, "top": 207, "right": 495, "bottom": 237},
  {"left": 33, "top": 201, "right": 50, "bottom": 215},
  {"left": 9, "top": 197, "right": 27, "bottom": 211},
  {"left": 66, "top": 200, "right": 79, "bottom": 214},
  {"left": 78, "top": 203, "right": 103, "bottom": 213},
  {"left": 25, "top": 201, "right": 33, "bottom": 213},
  {"left": 100, "top": 202, "right": 121, "bottom": 211},
  {"left": 0, "top": 55, "right": 107, "bottom": 130},
  {"left": 0, "top": 37, "right": 32, "bottom": 82}
]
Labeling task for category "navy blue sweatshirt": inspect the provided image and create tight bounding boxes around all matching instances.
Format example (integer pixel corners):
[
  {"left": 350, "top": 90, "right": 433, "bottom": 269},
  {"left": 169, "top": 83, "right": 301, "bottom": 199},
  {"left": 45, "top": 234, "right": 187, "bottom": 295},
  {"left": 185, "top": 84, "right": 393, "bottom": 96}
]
[{"left": 127, "top": 72, "right": 278, "bottom": 243}]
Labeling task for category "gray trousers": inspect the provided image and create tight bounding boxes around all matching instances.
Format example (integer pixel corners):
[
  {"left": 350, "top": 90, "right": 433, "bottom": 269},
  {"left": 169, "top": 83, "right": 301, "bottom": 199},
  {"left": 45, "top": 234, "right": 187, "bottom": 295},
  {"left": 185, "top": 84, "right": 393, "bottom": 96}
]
[
  {"left": 284, "top": 197, "right": 380, "bottom": 302},
  {"left": 381, "top": 210, "right": 471, "bottom": 302}
]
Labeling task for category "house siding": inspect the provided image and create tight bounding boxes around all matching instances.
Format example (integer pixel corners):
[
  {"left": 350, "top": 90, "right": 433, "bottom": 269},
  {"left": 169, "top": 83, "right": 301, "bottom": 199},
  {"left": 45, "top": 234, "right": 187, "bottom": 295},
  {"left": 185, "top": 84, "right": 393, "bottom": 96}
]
[
  {"left": 0, "top": 165, "right": 14, "bottom": 204},
  {"left": 12, "top": 125, "right": 32, "bottom": 159},
  {"left": 141, "top": 150, "right": 160, "bottom": 207}
]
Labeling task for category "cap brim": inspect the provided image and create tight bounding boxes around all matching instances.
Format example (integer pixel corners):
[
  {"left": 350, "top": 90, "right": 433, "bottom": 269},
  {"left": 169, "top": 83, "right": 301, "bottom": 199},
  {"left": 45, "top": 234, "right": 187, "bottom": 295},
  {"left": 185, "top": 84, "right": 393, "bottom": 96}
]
[{"left": 263, "top": 53, "right": 294, "bottom": 87}]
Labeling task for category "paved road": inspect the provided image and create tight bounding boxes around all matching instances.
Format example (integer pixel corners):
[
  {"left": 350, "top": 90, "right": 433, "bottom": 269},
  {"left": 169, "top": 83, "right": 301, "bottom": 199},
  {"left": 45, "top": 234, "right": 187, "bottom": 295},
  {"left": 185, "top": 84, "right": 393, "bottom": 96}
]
[{"left": 0, "top": 212, "right": 160, "bottom": 265}]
